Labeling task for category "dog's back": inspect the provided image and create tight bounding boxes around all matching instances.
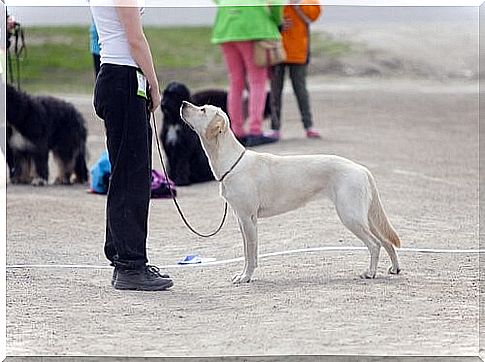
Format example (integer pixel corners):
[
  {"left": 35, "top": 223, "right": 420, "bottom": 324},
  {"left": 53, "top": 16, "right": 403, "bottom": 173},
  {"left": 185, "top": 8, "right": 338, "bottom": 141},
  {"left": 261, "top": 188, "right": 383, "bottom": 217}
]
[
  {"left": 191, "top": 88, "right": 271, "bottom": 120},
  {"left": 191, "top": 89, "right": 228, "bottom": 111}
]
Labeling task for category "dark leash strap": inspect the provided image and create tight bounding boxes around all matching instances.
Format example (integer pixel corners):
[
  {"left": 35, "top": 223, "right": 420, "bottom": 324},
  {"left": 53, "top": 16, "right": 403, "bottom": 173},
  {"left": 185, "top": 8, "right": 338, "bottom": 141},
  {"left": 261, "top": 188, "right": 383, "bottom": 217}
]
[
  {"left": 15, "top": 26, "right": 26, "bottom": 90},
  {"left": 150, "top": 111, "right": 228, "bottom": 238}
]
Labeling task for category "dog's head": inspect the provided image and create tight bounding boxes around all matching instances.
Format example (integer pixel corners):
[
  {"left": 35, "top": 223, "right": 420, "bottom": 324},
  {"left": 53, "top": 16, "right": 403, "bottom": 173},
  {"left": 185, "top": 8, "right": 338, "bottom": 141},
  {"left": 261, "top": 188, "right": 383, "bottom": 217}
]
[
  {"left": 161, "top": 82, "right": 191, "bottom": 118},
  {"left": 6, "top": 83, "right": 31, "bottom": 127},
  {"left": 180, "top": 101, "right": 229, "bottom": 143}
]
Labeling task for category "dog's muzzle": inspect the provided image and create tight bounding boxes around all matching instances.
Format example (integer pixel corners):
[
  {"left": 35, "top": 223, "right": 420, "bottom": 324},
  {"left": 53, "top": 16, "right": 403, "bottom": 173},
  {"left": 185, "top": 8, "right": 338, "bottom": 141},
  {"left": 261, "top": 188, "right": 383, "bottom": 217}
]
[{"left": 179, "top": 101, "right": 195, "bottom": 130}]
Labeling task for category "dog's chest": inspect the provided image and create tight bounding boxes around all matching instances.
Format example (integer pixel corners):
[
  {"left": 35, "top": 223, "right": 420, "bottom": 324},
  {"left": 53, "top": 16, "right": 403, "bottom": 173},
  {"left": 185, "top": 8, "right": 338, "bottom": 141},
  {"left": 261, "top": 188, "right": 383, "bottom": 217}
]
[
  {"left": 9, "top": 126, "right": 36, "bottom": 151},
  {"left": 165, "top": 125, "right": 181, "bottom": 146}
]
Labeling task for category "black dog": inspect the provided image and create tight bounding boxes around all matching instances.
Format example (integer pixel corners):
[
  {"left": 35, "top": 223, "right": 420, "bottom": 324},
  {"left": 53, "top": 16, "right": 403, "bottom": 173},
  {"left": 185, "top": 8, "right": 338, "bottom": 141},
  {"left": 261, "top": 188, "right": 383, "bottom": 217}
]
[
  {"left": 6, "top": 84, "right": 89, "bottom": 185},
  {"left": 160, "top": 81, "right": 272, "bottom": 186},
  {"left": 160, "top": 82, "right": 214, "bottom": 186}
]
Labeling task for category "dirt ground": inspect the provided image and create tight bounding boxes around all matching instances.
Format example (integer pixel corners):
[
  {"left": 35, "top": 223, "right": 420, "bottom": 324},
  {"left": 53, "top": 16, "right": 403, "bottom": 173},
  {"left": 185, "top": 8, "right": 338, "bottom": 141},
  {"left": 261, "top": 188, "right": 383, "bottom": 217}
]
[
  {"left": 5, "top": 14, "right": 481, "bottom": 360},
  {"left": 6, "top": 76, "right": 479, "bottom": 358}
]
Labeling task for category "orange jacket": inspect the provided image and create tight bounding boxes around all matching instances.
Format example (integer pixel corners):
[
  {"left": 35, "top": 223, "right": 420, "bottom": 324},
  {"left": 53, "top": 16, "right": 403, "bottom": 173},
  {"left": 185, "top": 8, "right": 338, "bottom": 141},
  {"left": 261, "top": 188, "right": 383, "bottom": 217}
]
[{"left": 281, "top": 0, "right": 322, "bottom": 64}]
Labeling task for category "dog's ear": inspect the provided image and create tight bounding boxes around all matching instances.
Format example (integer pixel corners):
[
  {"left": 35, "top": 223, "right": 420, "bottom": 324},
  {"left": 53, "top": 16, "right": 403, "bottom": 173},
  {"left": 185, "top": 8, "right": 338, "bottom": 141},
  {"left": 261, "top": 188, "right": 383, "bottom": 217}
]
[{"left": 205, "top": 113, "right": 227, "bottom": 139}]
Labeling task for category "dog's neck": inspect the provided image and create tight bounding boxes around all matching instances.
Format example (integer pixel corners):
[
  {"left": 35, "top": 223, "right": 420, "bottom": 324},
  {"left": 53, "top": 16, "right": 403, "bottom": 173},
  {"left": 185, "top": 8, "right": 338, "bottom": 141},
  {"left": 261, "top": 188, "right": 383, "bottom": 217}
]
[{"left": 202, "top": 132, "right": 245, "bottom": 182}]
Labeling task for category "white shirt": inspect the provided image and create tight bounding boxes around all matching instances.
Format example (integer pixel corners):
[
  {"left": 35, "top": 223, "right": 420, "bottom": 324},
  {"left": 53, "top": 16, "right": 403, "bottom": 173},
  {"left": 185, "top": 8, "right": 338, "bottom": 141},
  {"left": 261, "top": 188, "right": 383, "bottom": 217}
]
[{"left": 90, "top": 4, "right": 144, "bottom": 67}]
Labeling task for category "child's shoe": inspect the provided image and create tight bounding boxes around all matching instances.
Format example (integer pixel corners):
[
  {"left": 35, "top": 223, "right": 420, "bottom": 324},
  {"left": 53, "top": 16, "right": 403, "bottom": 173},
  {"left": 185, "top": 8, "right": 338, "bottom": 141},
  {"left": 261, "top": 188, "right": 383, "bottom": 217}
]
[{"left": 306, "top": 128, "right": 321, "bottom": 139}]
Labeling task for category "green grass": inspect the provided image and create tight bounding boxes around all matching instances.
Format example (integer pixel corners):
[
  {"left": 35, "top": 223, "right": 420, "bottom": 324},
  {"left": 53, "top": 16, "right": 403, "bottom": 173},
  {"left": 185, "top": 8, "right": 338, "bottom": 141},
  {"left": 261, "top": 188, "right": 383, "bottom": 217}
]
[
  {"left": 312, "top": 32, "right": 354, "bottom": 59},
  {"left": 145, "top": 27, "right": 221, "bottom": 68},
  {"left": 12, "top": 26, "right": 354, "bottom": 94}
]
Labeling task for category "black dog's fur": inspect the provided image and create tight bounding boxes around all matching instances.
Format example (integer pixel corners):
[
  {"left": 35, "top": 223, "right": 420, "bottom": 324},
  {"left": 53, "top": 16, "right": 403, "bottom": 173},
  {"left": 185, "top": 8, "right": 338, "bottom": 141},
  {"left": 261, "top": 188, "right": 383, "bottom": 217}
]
[
  {"left": 160, "top": 82, "right": 214, "bottom": 186},
  {"left": 160, "top": 81, "right": 271, "bottom": 186},
  {"left": 6, "top": 84, "right": 89, "bottom": 185},
  {"left": 191, "top": 88, "right": 272, "bottom": 121}
]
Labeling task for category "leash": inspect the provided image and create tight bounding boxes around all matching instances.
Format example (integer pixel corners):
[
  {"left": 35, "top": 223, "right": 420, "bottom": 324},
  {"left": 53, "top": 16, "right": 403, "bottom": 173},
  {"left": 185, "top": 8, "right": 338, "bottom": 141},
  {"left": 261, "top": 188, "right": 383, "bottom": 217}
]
[
  {"left": 7, "top": 23, "right": 26, "bottom": 90},
  {"left": 150, "top": 111, "right": 229, "bottom": 238}
]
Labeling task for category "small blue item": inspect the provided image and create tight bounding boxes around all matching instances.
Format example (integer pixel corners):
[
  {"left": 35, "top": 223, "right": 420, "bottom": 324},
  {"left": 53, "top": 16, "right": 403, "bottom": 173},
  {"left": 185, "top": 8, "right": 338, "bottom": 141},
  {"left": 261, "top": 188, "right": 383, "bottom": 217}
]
[
  {"left": 90, "top": 150, "right": 111, "bottom": 194},
  {"left": 178, "top": 254, "right": 202, "bottom": 265}
]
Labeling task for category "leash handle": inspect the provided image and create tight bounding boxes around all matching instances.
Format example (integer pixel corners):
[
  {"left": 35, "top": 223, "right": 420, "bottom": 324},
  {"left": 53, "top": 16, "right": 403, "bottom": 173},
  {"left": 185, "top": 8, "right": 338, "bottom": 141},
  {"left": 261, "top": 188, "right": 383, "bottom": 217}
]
[{"left": 151, "top": 111, "right": 228, "bottom": 238}]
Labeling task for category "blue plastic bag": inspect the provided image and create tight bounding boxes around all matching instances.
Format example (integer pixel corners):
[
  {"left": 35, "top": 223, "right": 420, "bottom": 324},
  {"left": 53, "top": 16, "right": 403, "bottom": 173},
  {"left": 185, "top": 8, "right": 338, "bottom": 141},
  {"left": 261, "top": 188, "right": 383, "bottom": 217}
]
[{"left": 89, "top": 150, "right": 111, "bottom": 194}]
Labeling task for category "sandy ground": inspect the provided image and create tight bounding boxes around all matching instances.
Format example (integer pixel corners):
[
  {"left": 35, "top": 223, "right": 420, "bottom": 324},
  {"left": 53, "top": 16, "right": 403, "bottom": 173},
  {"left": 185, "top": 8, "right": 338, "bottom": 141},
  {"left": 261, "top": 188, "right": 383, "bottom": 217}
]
[
  {"left": 5, "top": 14, "right": 481, "bottom": 360},
  {"left": 6, "top": 76, "right": 479, "bottom": 358}
]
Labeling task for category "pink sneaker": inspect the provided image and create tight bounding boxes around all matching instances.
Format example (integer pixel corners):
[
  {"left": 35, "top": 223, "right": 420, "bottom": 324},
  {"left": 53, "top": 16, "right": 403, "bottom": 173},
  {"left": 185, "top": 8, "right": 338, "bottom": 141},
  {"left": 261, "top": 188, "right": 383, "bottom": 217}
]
[
  {"left": 263, "top": 129, "right": 281, "bottom": 140},
  {"left": 306, "top": 128, "right": 321, "bottom": 139}
]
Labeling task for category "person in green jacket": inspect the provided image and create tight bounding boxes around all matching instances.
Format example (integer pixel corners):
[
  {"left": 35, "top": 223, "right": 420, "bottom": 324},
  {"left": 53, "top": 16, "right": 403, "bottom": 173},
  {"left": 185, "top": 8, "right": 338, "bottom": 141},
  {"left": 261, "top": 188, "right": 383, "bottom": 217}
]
[{"left": 212, "top": 0, "right": 283, "bottom": 147}]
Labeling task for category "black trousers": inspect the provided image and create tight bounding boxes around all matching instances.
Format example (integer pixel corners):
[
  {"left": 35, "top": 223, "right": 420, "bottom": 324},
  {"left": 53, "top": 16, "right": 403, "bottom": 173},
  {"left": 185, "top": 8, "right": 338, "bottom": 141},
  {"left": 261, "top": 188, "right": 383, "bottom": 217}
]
[{"left": 93, "top": 64, "right": 152, "bottom": 269}]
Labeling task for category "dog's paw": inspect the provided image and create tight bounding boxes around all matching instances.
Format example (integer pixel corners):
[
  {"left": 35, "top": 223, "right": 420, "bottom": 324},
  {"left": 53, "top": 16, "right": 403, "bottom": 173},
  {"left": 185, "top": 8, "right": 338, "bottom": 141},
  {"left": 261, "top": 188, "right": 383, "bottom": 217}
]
[
  {"left": 359, "top": 270, "right": 376, "bottom": 279},
  {"left": 232, "top": 273, "right": 252, "bottom": 284},
  {"left": 388, "top": 266, "right": 401, "bottom": 275},
  {"left": 54, "top": 176, "right": 71, "bottom": 185},
  {"left": 31, "top": 178, "right": 48, "bottom": 186}
]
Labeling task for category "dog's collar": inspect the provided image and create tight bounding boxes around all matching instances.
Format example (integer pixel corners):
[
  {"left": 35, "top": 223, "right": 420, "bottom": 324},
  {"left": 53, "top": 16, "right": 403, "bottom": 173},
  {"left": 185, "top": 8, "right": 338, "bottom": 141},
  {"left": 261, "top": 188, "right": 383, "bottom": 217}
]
[{"left": 217, "top": 149, "right": 246, "bottom": 182}]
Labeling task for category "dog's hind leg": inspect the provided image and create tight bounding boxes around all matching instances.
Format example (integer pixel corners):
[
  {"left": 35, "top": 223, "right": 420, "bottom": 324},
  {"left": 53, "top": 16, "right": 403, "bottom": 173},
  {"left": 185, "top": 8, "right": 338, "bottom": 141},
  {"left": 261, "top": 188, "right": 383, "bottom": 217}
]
[
  {"left": 381, "top": 242, "right": 400, "bottom": 275},
  {"left": 369, "top": 220, "right": 400, "bottom": 274},
  {"left": 31, "top": 151, "right": 49, "bottom": 186},
  {"left": 367, "top": 181, "right": 401, "bottom": 275},
  {"left": 232, "top": 213, "right": 258, "bottom": 284},
  {"left": 13, "top": 155, "right": 33, "bottom": 184},
  {"left": 73, "top": 149, "right": 89, "bottom": 184},
  {"left": 53, "top": 153, "right": 75, "bottom": 185},
  {"left": 334, "top": 190, "right": 381, "bottom": 279}
]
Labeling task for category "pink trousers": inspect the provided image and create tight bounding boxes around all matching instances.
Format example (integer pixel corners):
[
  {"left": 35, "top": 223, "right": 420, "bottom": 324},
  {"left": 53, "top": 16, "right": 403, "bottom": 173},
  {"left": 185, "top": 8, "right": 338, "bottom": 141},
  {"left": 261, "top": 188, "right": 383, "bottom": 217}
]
[{"left": 221, "top": 41, "right": 268, "bottom": 137}]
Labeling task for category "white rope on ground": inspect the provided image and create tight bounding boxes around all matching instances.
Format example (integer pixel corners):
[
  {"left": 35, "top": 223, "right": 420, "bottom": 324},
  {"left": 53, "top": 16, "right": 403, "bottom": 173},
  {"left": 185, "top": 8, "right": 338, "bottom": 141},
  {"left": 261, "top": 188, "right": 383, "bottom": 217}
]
[{"left": 6, "top": 246, "right": 484, "bottom": 270}]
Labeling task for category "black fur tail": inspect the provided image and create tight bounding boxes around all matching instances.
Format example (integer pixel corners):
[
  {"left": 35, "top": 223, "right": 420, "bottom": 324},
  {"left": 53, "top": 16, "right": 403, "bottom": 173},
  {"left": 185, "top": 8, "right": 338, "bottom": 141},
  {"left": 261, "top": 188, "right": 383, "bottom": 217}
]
[{"left": 74, "top": 144, "right": 89, "bottom": 184}]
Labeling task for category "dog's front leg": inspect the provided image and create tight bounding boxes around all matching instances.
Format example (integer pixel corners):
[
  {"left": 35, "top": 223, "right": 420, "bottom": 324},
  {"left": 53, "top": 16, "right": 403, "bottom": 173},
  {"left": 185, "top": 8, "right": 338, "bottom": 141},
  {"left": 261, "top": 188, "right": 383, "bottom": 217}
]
[{"left": 232, "top": 214, "right": 258, "bottom": 284}]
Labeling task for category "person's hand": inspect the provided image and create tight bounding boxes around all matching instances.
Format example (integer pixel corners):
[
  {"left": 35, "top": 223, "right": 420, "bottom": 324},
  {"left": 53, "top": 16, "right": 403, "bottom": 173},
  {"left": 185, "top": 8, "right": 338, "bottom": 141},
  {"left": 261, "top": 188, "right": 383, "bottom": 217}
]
[{"left": 149, "top": 84, "right": 160, "bottom": 112}]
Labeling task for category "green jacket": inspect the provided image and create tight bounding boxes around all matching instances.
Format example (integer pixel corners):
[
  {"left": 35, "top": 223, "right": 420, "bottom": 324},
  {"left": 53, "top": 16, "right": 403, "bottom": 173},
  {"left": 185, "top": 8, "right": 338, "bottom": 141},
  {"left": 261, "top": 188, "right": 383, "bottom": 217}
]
[{"left": 212, "top": 0, "right": 283, "bottom": 44}]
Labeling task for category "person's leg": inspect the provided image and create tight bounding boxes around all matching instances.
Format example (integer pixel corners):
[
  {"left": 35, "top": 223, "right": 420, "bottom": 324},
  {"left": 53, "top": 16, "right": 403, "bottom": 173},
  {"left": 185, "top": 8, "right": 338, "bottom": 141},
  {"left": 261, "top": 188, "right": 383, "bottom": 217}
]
[
  {"left": 221, "top": 42, "right": 246, "bottom": 139},
  {"left": 289, "top": 64, "right": 313, "bottom": 130},
  {"left": 238, "top": 42, "right": 278, "bottom": 146},
  {"left": 240, "top": 41, "right": 269, "bottom": 136},
  {"left": 94, "top": 64, "right": 150, "bottom": 270},
  {"left": 245, "top": 45, "right": 268, "bottom": 136},
  {"left": 269, "top": 64, "right": 285, "bottom": 132}
]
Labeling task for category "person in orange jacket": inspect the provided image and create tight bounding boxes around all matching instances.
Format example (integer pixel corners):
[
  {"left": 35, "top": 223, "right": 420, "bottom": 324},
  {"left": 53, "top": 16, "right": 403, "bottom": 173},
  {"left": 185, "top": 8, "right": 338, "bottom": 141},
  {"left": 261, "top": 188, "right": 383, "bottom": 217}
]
[{"left": 266, "top": 0, "right": 322, "bottom": 140}]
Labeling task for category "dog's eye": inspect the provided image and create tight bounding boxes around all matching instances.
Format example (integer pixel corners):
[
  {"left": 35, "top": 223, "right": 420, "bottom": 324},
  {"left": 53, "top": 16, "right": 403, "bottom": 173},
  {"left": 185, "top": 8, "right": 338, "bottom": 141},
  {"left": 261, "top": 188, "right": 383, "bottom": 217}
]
[{"left": 202, "top": 108, "right": 206, "bottom": 113}]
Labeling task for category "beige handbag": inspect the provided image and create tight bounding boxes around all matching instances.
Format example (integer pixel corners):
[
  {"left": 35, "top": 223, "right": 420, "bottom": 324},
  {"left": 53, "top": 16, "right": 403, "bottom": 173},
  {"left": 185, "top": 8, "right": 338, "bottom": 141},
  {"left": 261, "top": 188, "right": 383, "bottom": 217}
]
[{"left": 254, "top": 39, "right": 286, "bottom": 67}]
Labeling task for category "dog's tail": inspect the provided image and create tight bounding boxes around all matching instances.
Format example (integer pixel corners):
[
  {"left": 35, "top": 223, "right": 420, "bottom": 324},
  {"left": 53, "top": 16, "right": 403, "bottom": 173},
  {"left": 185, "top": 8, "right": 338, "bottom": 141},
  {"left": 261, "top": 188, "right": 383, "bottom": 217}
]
[
  {"left": 366, "top": 172, "right": 401, "bottom": 248},
  {"left": 74, "top": 143, "right": 89, "bottom": 184}
]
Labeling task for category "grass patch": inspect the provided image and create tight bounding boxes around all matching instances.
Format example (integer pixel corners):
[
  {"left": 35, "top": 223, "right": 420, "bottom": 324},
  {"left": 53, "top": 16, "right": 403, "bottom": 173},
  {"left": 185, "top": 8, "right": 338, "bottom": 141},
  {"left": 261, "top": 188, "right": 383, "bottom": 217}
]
[
  {"left": 12, "top": 26, "right": 354, "bottom": 94},
  {"left": 145, "top": 27, "right": 222, "bottom": 68},
  {"left": 312, "top": 32, "right": 354, "bottom": 59}
]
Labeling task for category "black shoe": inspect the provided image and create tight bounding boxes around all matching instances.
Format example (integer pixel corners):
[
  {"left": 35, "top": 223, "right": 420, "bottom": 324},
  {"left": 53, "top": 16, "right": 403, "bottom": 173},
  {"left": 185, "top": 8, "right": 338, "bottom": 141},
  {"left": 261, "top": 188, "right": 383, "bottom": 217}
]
[
  {"left": 245, "top": 134, "right": 278, "bottom": 147},
  {"left": 112, "top": 266, "right": 170, "bottom": 286},
  {"left": 113, "top": 265, "right": 173, "bottom": 291}
]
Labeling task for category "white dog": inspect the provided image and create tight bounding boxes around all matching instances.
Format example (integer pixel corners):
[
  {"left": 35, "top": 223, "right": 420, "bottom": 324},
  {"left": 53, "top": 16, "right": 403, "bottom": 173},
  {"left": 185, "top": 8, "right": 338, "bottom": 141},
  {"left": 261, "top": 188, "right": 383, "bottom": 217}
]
[{"left": 180, "top": 101, "right": 401, "bottom": 284}]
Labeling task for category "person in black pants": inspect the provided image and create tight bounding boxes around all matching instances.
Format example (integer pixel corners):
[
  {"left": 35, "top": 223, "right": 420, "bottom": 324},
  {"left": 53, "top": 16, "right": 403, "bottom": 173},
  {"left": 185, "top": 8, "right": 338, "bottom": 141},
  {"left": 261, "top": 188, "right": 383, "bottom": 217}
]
[{"left": 91, "top": 2, "right": 173, "bottom": 291}]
